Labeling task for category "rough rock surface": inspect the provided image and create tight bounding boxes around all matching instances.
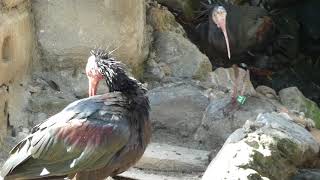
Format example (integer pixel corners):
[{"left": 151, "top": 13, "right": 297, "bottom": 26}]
[
  {"left": 31, "top": 0, "right": 147, "bottom": 76},
  {"left": 194, "top": 96, "right": 277, "bottom": 150},
  {"left": 279, "top": 87, "right": 320, "bottom": 128},
  {"left": 147, "top": 4, "right": 186, "bottom": 35},
  {"left": 207, "top": 67, "right": 256, "bottom": 96},
  {"left": 145, "top": 2, "right": 211, "bottom": 84},
  {"left": 148, "top": 82, "right": 209, "bottom": 139},
  {"left": 146, "top": 32, "right": 212, "bottom": 82},
  {"left": 202, "top": 112, "right": 319, "bottom": 180},
  {"left": 0, "top": 0, "right": 35, "bottom": 138},
  {"left": 135, "top": 143, "right": 210, "bottom": 172}
]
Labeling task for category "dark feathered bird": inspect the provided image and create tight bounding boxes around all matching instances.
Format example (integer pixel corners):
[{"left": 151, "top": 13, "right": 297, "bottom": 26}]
[
  {"left": 1, "top": 49, "right": 151, "bottom": 180},
  {"left": 196, "top": 3, "right": 274, "bottom": 60}
]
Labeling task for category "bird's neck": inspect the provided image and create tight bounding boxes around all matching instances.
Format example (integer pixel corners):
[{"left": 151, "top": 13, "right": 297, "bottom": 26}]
[
  {"left": 106, "top": 70, "right": 147, "bottom": 98},
  {"left": 107, "top": 71, "right": 150, "bottom": 148}
]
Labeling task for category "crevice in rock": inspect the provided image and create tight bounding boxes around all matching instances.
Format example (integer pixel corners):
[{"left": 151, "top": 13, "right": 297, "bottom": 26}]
[
  {"left": 0, "top": 84, "right": 9, "bottom": 93},
  {"left": 3, "top": 101, "right": 8, "bottom": 115},
  {"left": 6, "top": 113, "right": 15, "bottom": 137},
  {"left": 2, "top": 36, "right": 13, "bottom": 63}
]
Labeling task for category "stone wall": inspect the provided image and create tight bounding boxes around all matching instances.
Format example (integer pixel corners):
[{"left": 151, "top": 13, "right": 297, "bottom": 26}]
[
  {"left": 31, "top": 0, "right": 147, "bottom": 76},
  {"left": 0, "top": 0, "right": 35, "bottom": 139}
]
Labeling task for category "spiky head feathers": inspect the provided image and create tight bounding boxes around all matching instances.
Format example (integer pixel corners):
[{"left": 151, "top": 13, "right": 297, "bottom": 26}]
[{"left": 89, "top": 48, "right": 144, "bottom": 95}]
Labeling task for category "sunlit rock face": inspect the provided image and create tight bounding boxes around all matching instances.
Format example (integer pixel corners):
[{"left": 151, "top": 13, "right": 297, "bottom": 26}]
[
  {"left": 202, "top": 112, "right": 319, "bottom": 180},
  {"left": 32, "top": 0, "right": 147, "bottom": 78},
  {"left": 0, "top": 1, "right": 35, "bottom": 138}
]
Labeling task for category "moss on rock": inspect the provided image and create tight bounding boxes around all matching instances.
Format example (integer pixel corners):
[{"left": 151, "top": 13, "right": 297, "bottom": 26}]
[
  {"left": 304, "top": 98, "right": 320, "bottom": 129},
  {"left": 242, "top": 138, "right": 301, "bottom": 180}
]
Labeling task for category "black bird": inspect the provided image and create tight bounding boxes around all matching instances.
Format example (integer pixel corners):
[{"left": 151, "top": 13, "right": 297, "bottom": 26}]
[
  {"left": 1, "top": 49, "right": 151, "bottom": 180},
  {"left": 196, "top": 3, "right": 274, "bottom": 60}
]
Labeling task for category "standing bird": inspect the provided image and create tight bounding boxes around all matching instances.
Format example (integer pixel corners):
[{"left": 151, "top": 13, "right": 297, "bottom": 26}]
[
  {"left": 196, "top": 3, "right": 274, "bottom": 61},
  {"left": 1, "top": 49, "right": 151, "bottom": 180}
]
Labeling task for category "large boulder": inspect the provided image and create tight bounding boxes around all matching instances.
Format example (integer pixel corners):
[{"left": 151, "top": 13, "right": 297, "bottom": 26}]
[
  {"left": 144, "top": 3, "right": 211, "bottom": 84},
  {"left": 202, "top": 112, "right": 319, "bottom": 180},
  {"left": 145, "top": 32, "right": 212, "bottom": 82},
  {"left": 146, "top": 3, "right": 186, "bottom": 35},
  {"left": 148, "top": 82, "right": 209, "bottom": 139},
  {"left": 279, "top": 87, "right": 320, "bottom": 129},
  {"left": 206, "top": 67, "right": 256, "bottom": 96},
  {"left": 31, "top": 0, "right": 147, "bottom": 76},
  {"left": 194, "top": 96, "right": 277, "bottom": 150}
]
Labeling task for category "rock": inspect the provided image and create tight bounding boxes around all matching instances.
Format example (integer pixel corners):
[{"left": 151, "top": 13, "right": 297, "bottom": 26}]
[
  {"left": 310, "top": 128, "right": 320, "bottom": 145},
  {"left": 202, "top": 112, "right": 319, "bottom": 180},
  {"left": 31, "top": 0, "right": 147, "bottom": 77},
  {"left": 207, "top": 67, "right": 256, "bottom": 96},
  {"left": 156, "top": 0, "right": 199, "bottom": 20},
  {"left": 28, "top": 92, "right": 76, "bottom": 117},
  {"left": 148, "top": 82, "right": 209, "bottom": 138},
  {"left": 22, "top": 73, "right": 86, "bottom": 129},
  {"left": 2, "top": 0, "right": 26, "bottom": 8},
  {"left": 34, "top": 71, "right": 108, "bottom": 100},
  {"left": 135, "top": 143, "right": 210, "bottom": 172},
  {"left": 279, "top": 87, "right": 320, "bottom": 129},
  {"left": 118, "top": 167, "right": 201, "bottom": 180},
  {"left": 0, "top": 1, "right": 35, "bottom": 136},
  {"left": 145, "top": 32, "right": 212, "bottom": 82},
  {"left": 147, "top": 4, "right": 186, "bottom": 35},
  {"left": 194, "top": 96, "right": 277, "bottom": 150},
  {"left": 292, "top": 169, "right": 320, "bottom": 180},
  {"left": 271, "top": 67, "right": 320, "bottom": 105},
  {"left": 256, "top": 85, "right": 278, "bottom": 100}
]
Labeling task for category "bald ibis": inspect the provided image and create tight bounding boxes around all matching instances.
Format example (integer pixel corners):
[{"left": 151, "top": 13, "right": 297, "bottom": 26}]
[
  {"left": 196, "top": 3, "right": 274, "bottom": 61},
  {"left": 1, "top": 49, "right": 151, "bottom": 180}
]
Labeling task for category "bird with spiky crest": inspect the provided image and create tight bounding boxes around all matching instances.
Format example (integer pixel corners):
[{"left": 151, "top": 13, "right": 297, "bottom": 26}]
[{"left": 1, "top": 48, "right": 151, "bottom": 180}]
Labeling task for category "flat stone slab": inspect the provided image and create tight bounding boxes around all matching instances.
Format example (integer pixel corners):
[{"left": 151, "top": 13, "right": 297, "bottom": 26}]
[
  {"left": 116, "top": 168, "right": 201, "bottom": 180},
  {"left": 135, "top": 143, "right": 210, "bottom": 172}
]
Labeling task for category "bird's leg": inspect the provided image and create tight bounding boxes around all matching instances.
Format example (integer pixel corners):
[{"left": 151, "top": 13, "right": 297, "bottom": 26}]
[
  {"left": 223, "top": 65, "right": 240, "bottom": 115},
  {"left": 240, "top": 69, "right": 250, "bottom": 96},
  {"left": 231, "top": 64, "right": 240, "bottom": 104}
]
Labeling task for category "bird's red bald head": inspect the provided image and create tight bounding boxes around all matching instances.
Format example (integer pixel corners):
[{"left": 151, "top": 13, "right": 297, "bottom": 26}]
[{"left": 212, "top": 6, "right": 231, "bottom": 59}]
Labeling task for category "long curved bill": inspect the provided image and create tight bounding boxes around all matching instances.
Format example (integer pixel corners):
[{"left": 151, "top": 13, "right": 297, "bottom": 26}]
[{"left": 216, "top": 18, "right": 231, "bottom": 59}]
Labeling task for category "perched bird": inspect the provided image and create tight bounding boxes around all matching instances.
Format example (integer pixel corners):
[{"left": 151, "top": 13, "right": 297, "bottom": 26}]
[{"left": 1, "top": 49, "right": 151, "bottom": 180}]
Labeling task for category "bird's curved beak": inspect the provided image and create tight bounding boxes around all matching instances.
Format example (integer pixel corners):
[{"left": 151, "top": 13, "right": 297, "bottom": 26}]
[
  {"left": 213, "top": 11, "right": 231, "bottom": 59},
  {"left": 88, "top": 77, "right": 100, "bottom": 96}
]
